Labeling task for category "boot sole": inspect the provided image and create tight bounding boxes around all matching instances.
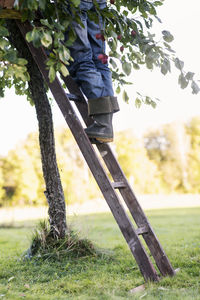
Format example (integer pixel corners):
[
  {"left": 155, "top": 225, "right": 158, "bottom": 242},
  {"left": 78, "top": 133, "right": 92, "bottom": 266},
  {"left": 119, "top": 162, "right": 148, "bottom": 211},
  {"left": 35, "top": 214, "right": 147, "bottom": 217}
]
[{"left": 88, "top": 135, "right": 113, "bottom": 143}]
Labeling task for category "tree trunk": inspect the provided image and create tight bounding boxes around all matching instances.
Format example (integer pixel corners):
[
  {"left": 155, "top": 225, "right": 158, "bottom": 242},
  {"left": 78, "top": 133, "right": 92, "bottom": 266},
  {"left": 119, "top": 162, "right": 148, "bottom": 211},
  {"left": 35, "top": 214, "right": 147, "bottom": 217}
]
[{"left": 6, "top": 20, "right": 67, "bottom": 238}]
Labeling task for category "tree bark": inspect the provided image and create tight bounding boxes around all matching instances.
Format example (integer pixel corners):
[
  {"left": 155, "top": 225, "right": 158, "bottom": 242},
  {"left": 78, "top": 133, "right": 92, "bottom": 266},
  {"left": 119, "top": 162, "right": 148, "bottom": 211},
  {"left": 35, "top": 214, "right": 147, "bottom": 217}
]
[{"left": 6, "top": 20, "right": 67, "bottom": 238}]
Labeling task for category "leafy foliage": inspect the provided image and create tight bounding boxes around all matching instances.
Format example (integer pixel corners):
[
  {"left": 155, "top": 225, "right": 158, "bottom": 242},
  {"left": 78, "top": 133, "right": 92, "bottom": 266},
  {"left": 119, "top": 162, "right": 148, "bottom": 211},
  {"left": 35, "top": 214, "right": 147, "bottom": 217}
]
[
  {"left": 0, "top": 0, "right": 198, "bottom": 105},
  {"left": 0, "top": 20, "right": 30, "bottom": 99}
]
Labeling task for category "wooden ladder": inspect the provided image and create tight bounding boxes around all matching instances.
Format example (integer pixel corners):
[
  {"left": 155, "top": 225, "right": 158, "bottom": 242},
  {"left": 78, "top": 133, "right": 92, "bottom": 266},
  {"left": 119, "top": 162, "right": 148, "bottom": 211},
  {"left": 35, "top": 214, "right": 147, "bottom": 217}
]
[{"left": 16, "top": 20, "right": 175, "bottom": 282}]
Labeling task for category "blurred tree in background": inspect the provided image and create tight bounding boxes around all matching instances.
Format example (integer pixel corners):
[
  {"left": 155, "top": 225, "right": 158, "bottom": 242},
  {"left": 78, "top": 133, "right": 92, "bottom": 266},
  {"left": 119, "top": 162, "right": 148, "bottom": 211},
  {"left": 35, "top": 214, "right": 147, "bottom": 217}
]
[
  {"left": 115, "top": 130, "right": 163, "bottom": 194},
  {"left": 2, "top": 118, "right": 200, "bottom": 207},
  {"left": 144, "top": 121, "right": 190, "bottom": 193},
  {"left": 0, "top": 160, "right": 5, "bottom": 205},
  {"left": 186, "top": 117, "right": 200, "bottom": 193},
  {"left": 0, "top": 127, "right": 102, "bottom": 207}
]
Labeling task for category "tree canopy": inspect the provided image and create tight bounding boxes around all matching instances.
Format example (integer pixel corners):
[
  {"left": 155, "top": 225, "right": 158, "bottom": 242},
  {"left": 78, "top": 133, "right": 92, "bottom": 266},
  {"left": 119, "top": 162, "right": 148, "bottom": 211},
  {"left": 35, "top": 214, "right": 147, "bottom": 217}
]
[{"left": 0, "top": 0, "right": 199, "bottom": 106}]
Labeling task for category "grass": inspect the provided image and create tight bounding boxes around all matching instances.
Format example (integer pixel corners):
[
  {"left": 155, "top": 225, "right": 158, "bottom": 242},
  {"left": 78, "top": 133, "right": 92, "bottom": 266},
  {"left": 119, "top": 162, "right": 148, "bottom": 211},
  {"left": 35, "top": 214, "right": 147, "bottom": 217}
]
[{"left": 0, "top": 207, "right": 200, "bottom": 299}]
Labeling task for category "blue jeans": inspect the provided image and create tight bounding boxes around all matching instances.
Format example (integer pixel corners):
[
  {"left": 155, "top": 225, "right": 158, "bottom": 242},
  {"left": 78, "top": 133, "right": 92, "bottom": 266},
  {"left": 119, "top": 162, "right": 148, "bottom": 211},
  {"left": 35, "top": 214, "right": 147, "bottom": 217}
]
[{"left": 67, "top": 0, "right": 114, "bottom": 100}]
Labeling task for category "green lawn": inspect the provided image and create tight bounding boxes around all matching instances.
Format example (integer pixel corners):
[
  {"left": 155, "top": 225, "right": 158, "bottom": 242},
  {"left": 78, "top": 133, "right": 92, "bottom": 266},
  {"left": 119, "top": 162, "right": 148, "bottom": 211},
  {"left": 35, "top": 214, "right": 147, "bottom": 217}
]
[{"left": 0, "top": 207, "right": 200, "bottom": 299}]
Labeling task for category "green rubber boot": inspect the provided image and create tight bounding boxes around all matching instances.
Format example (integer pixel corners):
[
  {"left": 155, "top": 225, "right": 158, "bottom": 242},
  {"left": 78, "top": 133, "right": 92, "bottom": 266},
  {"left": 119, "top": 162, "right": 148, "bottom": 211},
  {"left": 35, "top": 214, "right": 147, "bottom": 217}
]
[
  {"left": 85, "top": 96, "right": 119, "bottom": 143},
  {"left": 85, "top": 112, "right": 113, "bottom": 143}
]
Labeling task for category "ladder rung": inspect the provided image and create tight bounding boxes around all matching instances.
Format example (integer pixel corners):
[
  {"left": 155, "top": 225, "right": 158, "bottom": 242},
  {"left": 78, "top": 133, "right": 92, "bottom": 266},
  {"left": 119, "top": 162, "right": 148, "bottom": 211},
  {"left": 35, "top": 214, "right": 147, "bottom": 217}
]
[
  {"left": 111, "top": 181, "right": 126, "bottom": 189},
  {"left": 66, "top": 93, "right": 84, "bottom": 102},
  {"left": 136, "top": 226, "right": 149, "bottom": 235}
]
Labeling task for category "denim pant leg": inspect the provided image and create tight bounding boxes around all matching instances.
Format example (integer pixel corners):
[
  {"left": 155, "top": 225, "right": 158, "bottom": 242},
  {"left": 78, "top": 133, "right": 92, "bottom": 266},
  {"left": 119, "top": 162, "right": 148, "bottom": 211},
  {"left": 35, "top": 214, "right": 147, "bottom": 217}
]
[
  {"left": 68, "top": 1, "right": 113, "bottom": 99},
  {"left": 87, "top": 6, "right": 114, "bottom": 97}
]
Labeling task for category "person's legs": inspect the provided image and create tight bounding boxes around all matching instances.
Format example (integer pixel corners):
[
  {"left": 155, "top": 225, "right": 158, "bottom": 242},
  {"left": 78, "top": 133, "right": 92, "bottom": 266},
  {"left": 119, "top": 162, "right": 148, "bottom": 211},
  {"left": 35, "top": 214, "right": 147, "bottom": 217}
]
[
  {"left": 67, "top": 1, "right": 106, "bottom": 99},
  {"left": 87, "top": 3, "right": 120, "bottom": 114},
  {"left": 87, "top": 2, "right": 114, "bottom": 97},
  {"left": 68, "top": 1, "right": 118, "bottom": 142}
]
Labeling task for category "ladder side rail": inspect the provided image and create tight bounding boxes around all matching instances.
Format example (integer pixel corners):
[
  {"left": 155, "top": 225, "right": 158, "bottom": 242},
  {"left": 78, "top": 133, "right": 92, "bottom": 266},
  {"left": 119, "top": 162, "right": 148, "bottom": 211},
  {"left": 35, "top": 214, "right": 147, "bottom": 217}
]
[
  {"left": 61, "top": 75, "right": 92, "bottom": 126},
  {"left": 61, "top": 70, "right": 175, "bottom": 277},
  {"left": 16, "top": 20, "right": 159, "bottom": 282},
  {"left": 97, "top": 144, "right": 175, "bottom": 277}
]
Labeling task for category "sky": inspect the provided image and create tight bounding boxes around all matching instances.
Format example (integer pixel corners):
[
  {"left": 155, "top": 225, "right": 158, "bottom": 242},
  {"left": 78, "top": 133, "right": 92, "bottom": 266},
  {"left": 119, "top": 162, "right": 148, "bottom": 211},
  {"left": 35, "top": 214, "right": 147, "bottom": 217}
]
[{"left": 0, "top": 0, "right": 200, "bottom": 155}]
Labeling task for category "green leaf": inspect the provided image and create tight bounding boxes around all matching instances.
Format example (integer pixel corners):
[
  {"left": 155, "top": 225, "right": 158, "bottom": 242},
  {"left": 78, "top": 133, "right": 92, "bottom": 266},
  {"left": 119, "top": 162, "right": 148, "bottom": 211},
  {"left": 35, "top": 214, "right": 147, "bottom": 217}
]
[
  {"left": 109, "top": 58, "right": 117, "bottom": 69},
  {"left": 60, "top": 64, "right": 69, "bottom": 77},
  {"left": 17, "top": 58, "right": 28, "bottom": 66},
  {"left": 0, "top": 26, "right": 9, "bottom": 37},
  {"left": 122, "top": 90, "right": 129, "bottom": 102},
  {"left": 109, "top": 38, "right": 117, "bottom": 51},
  {"left": 162, "top": 30, "right": 174, "bottom": 43},
  {"left": 110, "top": 30, "right": 117, "bottom": 39},
  {"left": 191, "top": 81, "right": 200, "bottom": 94},
  {"left": 26, "top": 29, "right": 42, "bottom": 48},
  {"left": 178, "top": 73, "right": 188, "bottom": 89},
  {"left": 174, "top": 57, "right": 184, "bottom": 70},
  {"left": 4, "top": 50, "right": 17, "bottom": 63},
  {"left": 40, "top": 19, "right": 52, "bottom": 29},
  {"left": 122, "top": 62, "right": 132, "bottom": 76},
  {"left": 163, "top": 42, "right": 176, "bottom": 53},
  {"left": 154, "top": 1, "right": 163, "bottom": 6},
  {"left": 123, "top": 10, "right": 128, "bottom": 17},
  {"left": 132, "top": 62, "right": 140, "bottom": 70},
  {"left": 149, "top": 4, "right": 156, "bottom": 15},
  {"left": 25, "top": 31, "right": 33, "bottom": 43},
  {"left": 41, "top": 32, "right": 52, "bottom": 48},
  {"left": 145, "top": 56, "right": 153, "bottom": 69},
  {"left": 0, "top": 38, "right": 9, "bottom": 50},
  {"left": 14, "top": 65, "right": 29, "bottom": 82},
  {"left": 161, "top": 58, "right": 171, "bottom": 75},
  {"left": 70, "top": 0, "right": 80, "bottom": 7},
  {"left": 135, "top": 98, "right": 142, "bottom": 108},
  {"left": 145, "top": 96, "right": 151, "bottom": 105},
  {"left": 185, "top": 72, "right": 194, "bottom": 81},
  {"left": 49, "top": 66, "right": 56, "bottom": 83},
  {"left": 151, "top": 100, "right": 157, "bottom": 108},
  {"left": 109, "top": 51, "right": 121, "bottom": 59},
  {"left": 116, "top": 86, "right": 121, "bottom": 94},
  {"left": 58, "top": 47, "right": 71, "bottom": 64},
  {"left": 46, "top": 57, "right": 56, "bottom": 66}
]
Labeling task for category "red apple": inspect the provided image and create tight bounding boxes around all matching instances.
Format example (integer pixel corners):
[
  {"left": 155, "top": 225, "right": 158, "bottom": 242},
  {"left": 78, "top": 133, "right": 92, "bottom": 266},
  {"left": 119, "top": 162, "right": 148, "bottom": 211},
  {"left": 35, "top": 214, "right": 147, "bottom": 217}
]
[
  {"left": 96, "top": 33, "right": 105, "bottom": 41},
  {"left": 120, "top": 45, "right": 124, "bottom": 52},
  {"left": 95, "top": 33, "right": 102, "bottom": 40},
  {"left": 101, "top": 35, "right": 105, "bottom": 41},
  {"left": 98, "top": 54, "right": 108, "bottom": 64},
  {"left": 131, "top": 30, "right": 136, "bottom": 38},
  {"left": 102, "top": 57, "right": 108, "bottom": 64},
  {"left": 98, "top": 54, "right": 104, "bottom": 60}
]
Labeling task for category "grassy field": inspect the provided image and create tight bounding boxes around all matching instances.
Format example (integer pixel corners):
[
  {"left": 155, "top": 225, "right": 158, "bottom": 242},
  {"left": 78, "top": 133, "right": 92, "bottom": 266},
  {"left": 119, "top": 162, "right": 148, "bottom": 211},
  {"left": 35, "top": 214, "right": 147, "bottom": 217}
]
[{"left": 0, "top": 207, "right": 200, "bottom": 299}]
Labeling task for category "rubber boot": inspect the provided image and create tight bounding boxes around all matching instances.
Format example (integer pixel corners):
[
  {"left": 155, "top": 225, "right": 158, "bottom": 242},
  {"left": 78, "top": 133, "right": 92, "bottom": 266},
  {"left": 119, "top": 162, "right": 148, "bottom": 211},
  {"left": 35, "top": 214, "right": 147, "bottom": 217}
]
[
  {"left": 85, "top": 95, "right": 119, "bottom": 143},
  {"left": 110, "top": 96, "right": 120, "bottom": 113},
  {"left": 85, "top": 112, "right": 113, "bottom": 143}
]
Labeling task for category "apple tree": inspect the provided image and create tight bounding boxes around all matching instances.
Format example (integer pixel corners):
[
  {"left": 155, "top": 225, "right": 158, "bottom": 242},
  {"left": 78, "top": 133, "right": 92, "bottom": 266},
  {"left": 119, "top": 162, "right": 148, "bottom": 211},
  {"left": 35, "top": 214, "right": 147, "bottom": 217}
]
[{"left": 0, "top": 0, "right": 199, "bottom": 240}]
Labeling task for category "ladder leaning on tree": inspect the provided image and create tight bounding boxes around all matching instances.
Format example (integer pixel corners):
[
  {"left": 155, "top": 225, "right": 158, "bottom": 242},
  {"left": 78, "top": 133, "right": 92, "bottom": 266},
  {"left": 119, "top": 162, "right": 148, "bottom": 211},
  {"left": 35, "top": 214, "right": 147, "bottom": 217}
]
[{"left": 0, "top": 2, "right": 176, "bottom": 282}]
